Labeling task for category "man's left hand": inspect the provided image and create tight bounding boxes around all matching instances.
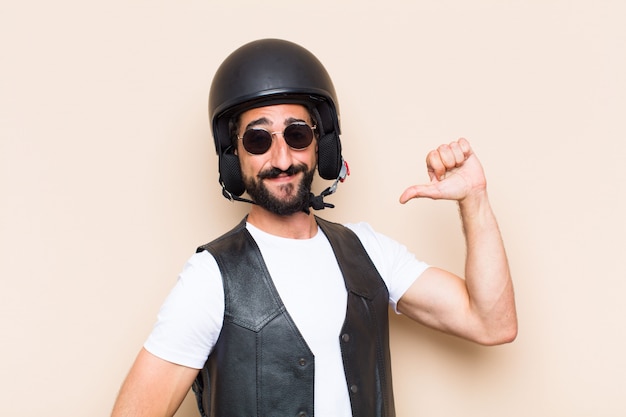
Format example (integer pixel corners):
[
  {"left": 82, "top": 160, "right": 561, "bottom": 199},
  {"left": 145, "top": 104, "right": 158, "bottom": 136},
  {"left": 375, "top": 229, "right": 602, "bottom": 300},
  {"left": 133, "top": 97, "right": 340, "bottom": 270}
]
[{"left": 399, "top": 138, "right": 487, "bottom": 203}]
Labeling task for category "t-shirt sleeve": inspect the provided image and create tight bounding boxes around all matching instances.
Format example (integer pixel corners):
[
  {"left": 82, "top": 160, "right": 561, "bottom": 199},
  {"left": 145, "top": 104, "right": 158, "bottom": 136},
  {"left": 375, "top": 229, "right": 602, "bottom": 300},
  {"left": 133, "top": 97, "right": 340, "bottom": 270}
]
[
  {"left": 143, "top": 250, "right": 224, "bottom": 369},
  {"left": 346, "top": 222, "right": 430, "bottom": 313}
]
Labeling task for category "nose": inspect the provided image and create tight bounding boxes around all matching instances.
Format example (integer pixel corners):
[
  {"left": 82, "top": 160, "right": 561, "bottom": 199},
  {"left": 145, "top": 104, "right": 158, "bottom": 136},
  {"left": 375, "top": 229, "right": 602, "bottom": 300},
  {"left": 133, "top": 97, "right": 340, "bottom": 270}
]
[{"left": 267, "top": 132, "right": 292, "bottom": 171}]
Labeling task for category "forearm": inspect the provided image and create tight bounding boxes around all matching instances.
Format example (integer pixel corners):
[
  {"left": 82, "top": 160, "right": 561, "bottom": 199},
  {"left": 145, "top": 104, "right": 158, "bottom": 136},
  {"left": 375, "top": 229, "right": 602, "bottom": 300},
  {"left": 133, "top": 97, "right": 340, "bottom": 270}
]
[{"left": 459, "top": 189, "right": 517, "bottom": 344}]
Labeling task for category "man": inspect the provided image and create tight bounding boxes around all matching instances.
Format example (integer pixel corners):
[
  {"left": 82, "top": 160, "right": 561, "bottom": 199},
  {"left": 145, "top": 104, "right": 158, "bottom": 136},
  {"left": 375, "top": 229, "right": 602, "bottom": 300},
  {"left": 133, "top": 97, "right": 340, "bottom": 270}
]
[{"left": 111, "top": 39, "right": 517, "bottom": 417}]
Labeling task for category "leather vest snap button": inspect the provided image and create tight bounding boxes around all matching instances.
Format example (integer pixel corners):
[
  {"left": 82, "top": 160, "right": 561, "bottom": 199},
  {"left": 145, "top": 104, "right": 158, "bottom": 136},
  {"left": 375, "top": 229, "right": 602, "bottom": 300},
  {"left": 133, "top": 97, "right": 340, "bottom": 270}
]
[
  {"left": 298, "top": 358, "right": 307, "bottom": 366},
  {"left": 341, "top": 333, "right": 350, "bottom": 342},
  {"left": 350, "top": 384, "right": 358, "bottom": 393},
  {"left": 297, "top": 411, "right": 307, "bottom": 417}
]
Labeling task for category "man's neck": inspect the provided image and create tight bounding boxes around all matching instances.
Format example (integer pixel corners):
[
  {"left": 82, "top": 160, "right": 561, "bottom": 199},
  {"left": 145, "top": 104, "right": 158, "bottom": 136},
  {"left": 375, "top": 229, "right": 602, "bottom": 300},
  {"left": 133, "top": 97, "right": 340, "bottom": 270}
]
[{"left": 246, "top": 206, "right": 318, "bottom": 239}]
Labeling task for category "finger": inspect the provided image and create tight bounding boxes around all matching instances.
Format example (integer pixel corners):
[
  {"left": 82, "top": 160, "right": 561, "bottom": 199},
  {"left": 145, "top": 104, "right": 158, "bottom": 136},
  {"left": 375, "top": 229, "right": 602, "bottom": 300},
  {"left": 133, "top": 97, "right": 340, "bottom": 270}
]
[
  {"left": 437, "top": 144, "right": 458, "bottom": 170},
  {"left": 426, "top": 150, "right": 446, "bottom": 180},
  {"left": 448, "top": 141, "right": 466, "bottom": 166},
  {"left": 399, "top": 183, "right": 440, "bottom": 204},
  {"left": 456, "top": 138, "right": 476, "bottom": 165},
  {"left": 458, "top": 137, "right": 472, "bottom": 155}
]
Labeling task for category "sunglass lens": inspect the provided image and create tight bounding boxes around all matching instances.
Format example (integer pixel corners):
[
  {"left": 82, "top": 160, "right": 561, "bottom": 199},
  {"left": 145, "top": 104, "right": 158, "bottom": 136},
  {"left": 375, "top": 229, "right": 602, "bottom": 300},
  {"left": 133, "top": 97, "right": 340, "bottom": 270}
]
[
  {"left": 284, "top": 124, "right": 314, "bottom": 149},
  {"left": 242, "top": 129, "right": 272, "bottom": 154}
]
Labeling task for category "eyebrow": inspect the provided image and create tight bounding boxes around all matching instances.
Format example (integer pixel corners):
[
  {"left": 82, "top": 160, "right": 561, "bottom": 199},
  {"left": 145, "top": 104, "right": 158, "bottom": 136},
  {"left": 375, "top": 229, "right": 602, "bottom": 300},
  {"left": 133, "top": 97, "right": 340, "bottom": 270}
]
[{"left": 244, "top": 116, "right": 309, "bottom": 131}]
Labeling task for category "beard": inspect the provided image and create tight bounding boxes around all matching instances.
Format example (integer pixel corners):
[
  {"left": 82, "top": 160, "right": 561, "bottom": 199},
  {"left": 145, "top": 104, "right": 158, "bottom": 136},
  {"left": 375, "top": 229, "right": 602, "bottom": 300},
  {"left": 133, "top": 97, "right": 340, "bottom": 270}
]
[{"left": 243, "top": 164, "right": 316, "bottom": 216}]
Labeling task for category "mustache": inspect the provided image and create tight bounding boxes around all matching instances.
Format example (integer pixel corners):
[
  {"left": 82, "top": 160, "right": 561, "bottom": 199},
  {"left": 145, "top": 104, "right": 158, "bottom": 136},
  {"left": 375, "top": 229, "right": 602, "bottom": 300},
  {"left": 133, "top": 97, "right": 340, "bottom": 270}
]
[{"left": 257, "top": 164, "right": 308, "bottom": 180}]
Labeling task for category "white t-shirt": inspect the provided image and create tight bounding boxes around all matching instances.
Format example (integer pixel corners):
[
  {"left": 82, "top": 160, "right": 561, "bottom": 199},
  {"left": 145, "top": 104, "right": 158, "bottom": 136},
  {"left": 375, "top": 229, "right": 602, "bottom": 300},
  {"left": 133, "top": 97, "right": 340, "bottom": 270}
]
[{"left": 145, "top": 221, "right": 429, "bottom": 416}]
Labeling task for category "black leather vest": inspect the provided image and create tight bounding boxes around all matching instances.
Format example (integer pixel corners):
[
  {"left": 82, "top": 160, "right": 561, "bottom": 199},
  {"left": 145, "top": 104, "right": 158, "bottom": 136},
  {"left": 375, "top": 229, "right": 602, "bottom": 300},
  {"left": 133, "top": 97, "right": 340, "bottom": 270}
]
[{"left": 192, "top": 217, "right": 395, "bottom": 417}]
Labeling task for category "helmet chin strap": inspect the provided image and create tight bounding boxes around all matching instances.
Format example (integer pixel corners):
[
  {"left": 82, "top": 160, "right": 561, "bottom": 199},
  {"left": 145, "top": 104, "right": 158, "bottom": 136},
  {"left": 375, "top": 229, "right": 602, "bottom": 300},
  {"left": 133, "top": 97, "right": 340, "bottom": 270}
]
[
  {"left": 304, "top": 159, "right": 349, "bottom": 214},
  {"left": 221, "top": 187, "right": 256, "bottom": 205},
  {"left": 222, "top": 159, "right": 350, "bottom": 214}
]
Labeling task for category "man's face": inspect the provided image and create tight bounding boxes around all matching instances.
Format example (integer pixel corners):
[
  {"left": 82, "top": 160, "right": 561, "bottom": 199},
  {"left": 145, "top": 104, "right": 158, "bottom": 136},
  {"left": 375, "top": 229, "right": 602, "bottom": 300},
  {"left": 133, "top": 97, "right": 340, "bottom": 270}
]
[{"left": 236, "top": 104, "right": 318, "bottom": 215}]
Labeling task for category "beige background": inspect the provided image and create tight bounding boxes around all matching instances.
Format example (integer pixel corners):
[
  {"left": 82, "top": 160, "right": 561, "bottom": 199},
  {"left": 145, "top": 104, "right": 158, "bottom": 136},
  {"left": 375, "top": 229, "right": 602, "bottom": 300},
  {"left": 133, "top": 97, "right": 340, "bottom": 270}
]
[{"left": 1, "top": 0, "right": 625, "bottom": 416}]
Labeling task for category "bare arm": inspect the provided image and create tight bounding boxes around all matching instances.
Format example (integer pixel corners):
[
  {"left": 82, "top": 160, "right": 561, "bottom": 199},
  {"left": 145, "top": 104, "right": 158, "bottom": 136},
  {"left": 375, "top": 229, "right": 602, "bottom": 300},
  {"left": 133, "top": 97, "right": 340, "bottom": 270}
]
[
  {"left": 397, "top": 138, "right": 517, "bottom": 345},
  {"left": 111, "top": 348, "right": 200, "bottom": 417}
]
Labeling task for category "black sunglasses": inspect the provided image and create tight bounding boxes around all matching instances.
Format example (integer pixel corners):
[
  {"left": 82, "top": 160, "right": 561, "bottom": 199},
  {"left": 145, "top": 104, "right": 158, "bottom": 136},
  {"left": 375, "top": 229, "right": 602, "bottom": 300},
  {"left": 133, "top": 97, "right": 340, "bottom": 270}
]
[{"left": 238, "top": 122, "right": 316, "bottom": 155}]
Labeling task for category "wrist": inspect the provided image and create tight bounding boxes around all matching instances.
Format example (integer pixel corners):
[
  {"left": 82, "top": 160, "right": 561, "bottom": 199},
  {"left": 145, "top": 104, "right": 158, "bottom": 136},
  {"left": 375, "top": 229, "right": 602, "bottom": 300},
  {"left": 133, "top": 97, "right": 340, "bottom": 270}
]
[
  {"left": 458, "top": 188, "right": 499, "bottom": 235},
  {"left": 459, "top": 187, "right": 489, "bottom": 210}
]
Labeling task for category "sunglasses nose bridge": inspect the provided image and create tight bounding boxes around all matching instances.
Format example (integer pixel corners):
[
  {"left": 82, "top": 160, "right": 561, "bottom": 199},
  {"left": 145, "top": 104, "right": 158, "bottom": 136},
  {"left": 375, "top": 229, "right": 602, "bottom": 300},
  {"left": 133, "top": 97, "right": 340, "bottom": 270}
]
[
  {"left": 268, "top": 130, "right": 295, "bottom": 153},
  {"left": 268, "top": 130, "right": 285, "bottom": 139}
]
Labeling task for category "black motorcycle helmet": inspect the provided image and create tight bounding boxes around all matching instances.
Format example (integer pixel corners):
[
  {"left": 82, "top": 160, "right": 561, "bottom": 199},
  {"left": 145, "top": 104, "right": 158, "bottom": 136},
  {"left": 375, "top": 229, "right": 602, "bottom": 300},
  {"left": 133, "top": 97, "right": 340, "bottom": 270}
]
[{"left": 209, "top": 38, "right": 345, "bottom": 201}]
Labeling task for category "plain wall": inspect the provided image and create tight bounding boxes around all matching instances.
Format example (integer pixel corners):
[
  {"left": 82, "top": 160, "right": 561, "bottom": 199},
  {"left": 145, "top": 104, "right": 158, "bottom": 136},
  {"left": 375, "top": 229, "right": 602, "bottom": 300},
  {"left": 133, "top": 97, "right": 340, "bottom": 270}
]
[{"left": 1, "top": 1, "right": 625, "bottom": 416}]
